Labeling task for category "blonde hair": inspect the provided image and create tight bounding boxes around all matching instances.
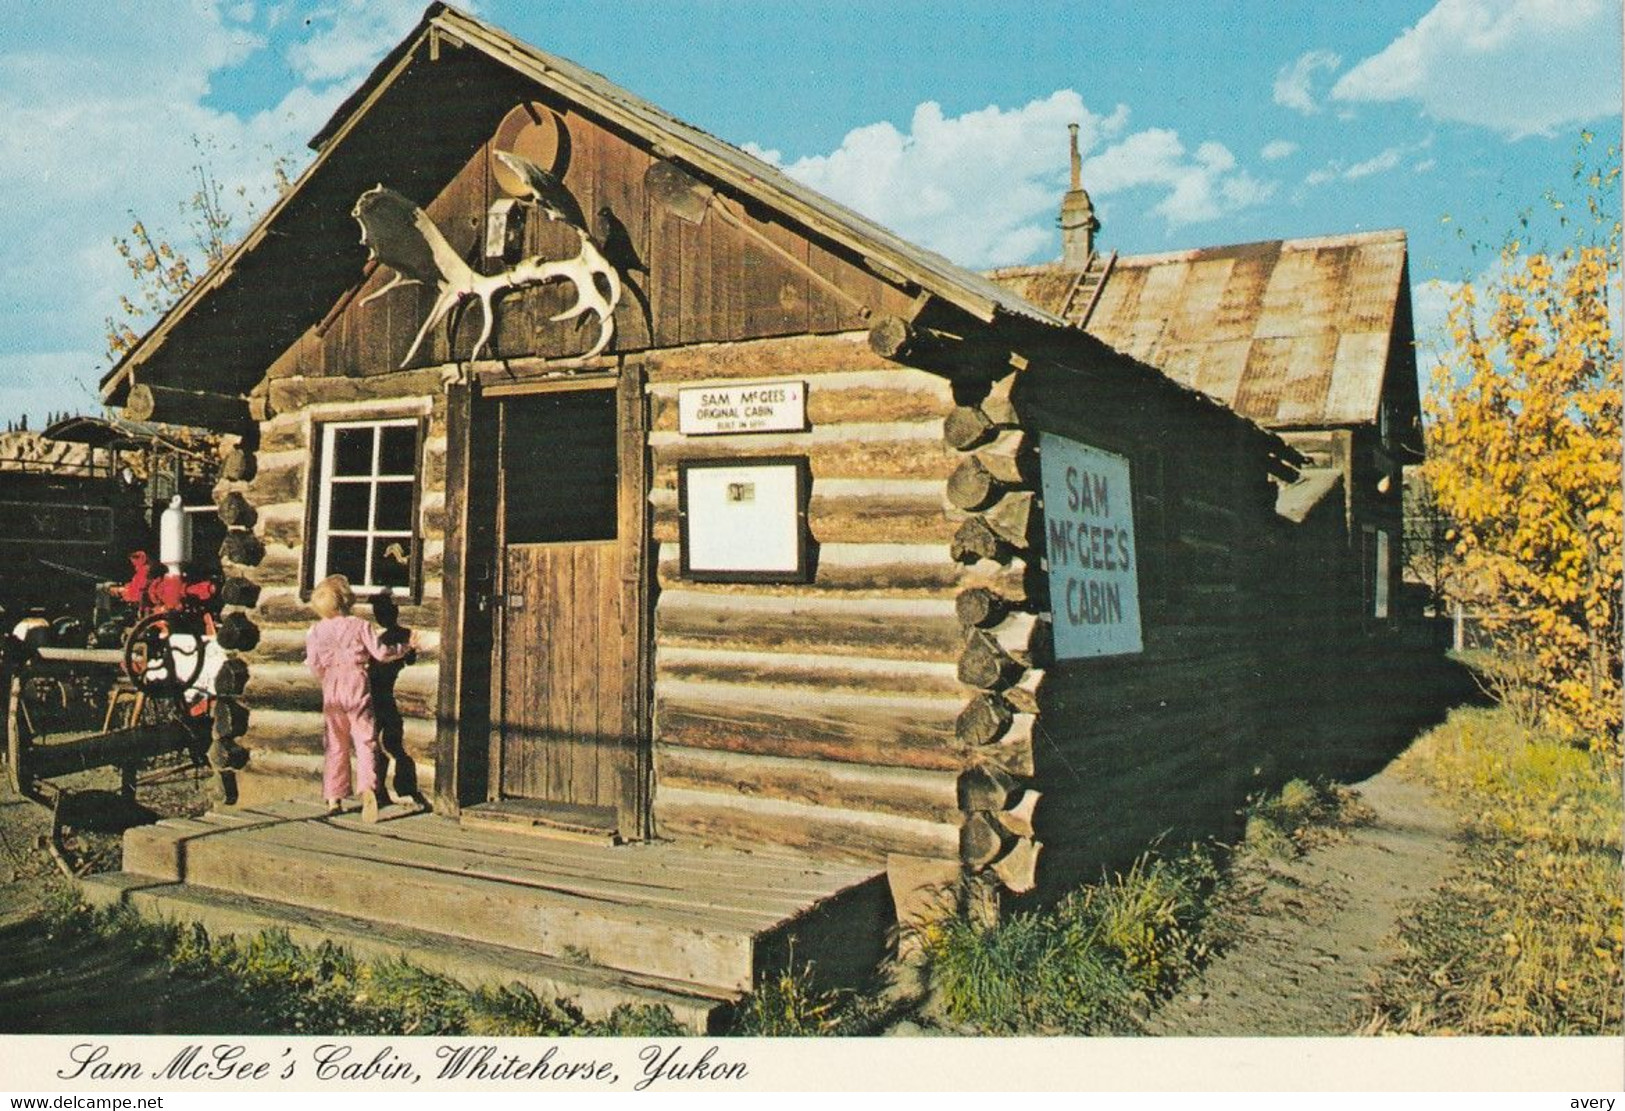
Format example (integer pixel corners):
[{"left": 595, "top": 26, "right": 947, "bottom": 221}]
[{"left": 311, "top": 574, "right": 356, "bottom": 619}]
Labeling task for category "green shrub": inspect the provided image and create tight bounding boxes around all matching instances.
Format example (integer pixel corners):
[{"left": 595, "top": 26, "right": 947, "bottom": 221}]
[
  {"left": 730, "top": 962, "right": 848, "bottom": 1036},
  {"left": 921, "top": 847, "right": 1219, "bottom": 1034},
  {"left": 588, "top": 1003, "right": 690, "bottom": 1038},
  {"left": 1242, "top": 778, "right": 1368, "bottom": 859},
  {"left": 924, "top": 907, "right": 1135, "bottom": 1034},
  {"left": 1065, "top": 851, "right": 1219, "bottom": 994}
]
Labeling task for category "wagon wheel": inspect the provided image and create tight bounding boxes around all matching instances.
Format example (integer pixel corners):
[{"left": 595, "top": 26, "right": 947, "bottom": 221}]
[{"left": 123, "top": 611, "right": 207, "bottom": 697}]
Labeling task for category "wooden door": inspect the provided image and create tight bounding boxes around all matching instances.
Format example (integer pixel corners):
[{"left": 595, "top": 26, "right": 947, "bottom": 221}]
[{"left": 489, "top": 375, "right": 648, "bottom": 837}]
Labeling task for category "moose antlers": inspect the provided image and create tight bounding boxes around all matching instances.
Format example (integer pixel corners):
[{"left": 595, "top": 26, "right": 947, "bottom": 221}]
[{"left": 352, "top": 149, "right": 623, "bottom": 367}]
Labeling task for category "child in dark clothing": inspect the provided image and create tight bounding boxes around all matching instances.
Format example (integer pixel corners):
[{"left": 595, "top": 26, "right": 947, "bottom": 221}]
[
  {"left": 370, "top": 591, "right": 424, "bottom": 812},
  {"left": 304, "top": 574, "right": 416, "bottom": 821}
]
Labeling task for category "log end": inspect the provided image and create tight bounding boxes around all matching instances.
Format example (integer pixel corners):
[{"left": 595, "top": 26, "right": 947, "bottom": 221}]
[{"left": 868, "top": 315, "right": 914, "bottom": 361}]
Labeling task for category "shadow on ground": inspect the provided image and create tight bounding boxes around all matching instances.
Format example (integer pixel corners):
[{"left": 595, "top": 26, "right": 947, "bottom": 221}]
[{"left": 0, "top": 914, "right": 278, "bottom": 1034}]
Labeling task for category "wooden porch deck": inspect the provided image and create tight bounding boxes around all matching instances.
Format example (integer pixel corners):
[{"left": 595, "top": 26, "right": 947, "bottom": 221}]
[{"left": 79, "top": 800, "right": 894, "bottom": 1032}]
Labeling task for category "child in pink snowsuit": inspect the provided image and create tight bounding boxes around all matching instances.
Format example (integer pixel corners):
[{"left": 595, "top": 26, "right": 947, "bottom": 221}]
[{"left": 305, "top": 574, "right": 416, "bottom": 821}]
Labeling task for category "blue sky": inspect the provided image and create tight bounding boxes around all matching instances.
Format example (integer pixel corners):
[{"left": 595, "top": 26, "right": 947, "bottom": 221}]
[{"left": 0, "top": 0, "right": 1618, "bottom": 424}]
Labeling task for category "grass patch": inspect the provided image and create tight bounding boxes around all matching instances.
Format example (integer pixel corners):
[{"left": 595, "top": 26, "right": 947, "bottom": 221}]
[
  {"left": 1364, "top": 706, "right": 1623, "bottom": 1035},
  {"left": 729, "top": 962, "right": 849, "bottom": 1036},
  {"left": 42, "top": 893, "right": 684, "bottom": 1036},
  {"left": 1243, "top": 778, "right": 1374, "bottom": 860},
  {"left": 918, "top": 847, "right": 1221, "bottom": 1034}
]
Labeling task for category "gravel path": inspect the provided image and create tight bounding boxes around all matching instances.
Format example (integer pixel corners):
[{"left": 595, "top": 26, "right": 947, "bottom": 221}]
[{"left": 1146, "top": 769, "right": 1461, "bottom": 1036}]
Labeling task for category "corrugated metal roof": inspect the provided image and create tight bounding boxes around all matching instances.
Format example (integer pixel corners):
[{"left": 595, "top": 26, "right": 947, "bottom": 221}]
[{"left": 988, "top": 229, "right": 1408, "bottom": 429}]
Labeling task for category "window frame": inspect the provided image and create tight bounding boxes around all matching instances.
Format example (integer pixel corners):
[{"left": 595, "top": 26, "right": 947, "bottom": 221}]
[
  {"left": 1362, "top": 524, "right": 1394, "bottom": 621},
  {"left": 302, "top": 416, "right": 425, "bottom": 602}
]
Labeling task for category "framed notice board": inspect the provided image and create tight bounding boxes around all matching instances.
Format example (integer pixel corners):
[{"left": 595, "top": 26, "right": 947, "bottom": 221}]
[{"left": 678, "top": 456, "right": 811, "bottom": 583}]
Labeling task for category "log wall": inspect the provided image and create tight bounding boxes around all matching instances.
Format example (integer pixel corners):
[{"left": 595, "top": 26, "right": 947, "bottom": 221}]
[
  {"left": 644, "top": 332, "right": 975, "bottom": 865},
  {"left": 136, "top": 35, "right": 1453, "bottom": 930},
  {"left": 999, "top": 358, "right": 1288, "bottom": 897},
  {"left": 214, "top": 367, "right": 449, "bottom": 803}
]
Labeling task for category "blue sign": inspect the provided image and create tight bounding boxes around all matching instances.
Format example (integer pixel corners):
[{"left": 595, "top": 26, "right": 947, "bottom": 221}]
[{"left": 1039, "top": 434, "right": 1143, "bottom": 658}]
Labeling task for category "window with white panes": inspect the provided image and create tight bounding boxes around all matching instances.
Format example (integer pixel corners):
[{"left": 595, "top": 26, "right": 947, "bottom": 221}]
[{"left": 311, "top": 419, "right": 420, "bottom": 595}]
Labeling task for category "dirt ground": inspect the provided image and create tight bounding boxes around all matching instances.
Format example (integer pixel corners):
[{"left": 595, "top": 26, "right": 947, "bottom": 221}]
[
  {"left": 1145, "top": 769, "right": 1461, "bottom": 1036},
  {"left": 0, "top": 761, "right": 277, "bottom": 1034},
  {"left": 0, "top": 755, "right": 1463, "bottom": 1036}
]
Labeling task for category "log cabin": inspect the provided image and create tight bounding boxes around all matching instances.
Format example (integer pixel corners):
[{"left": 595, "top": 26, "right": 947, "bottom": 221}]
[
  {"left": 990, "top": 129, "right": 1442, "bottom": 791},
  {"left": 78, "top": 4, "right": 1438, "bottom": 1022}
]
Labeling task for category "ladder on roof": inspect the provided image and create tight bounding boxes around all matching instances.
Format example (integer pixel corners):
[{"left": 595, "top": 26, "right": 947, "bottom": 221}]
[{"left": 1061, "top": 249, "right": 1117, "bottom": 329}]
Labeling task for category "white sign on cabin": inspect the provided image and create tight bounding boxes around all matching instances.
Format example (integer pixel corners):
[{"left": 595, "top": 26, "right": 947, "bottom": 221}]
[
  {"left": 1039, "top": 433, "right": 1143, "bottom": 658},
  {"left": 678, "top": 380, "right": 807, "bottom": 435}
]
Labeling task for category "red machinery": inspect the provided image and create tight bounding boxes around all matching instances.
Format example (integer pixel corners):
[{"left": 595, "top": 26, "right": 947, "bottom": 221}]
[{"left": 4, "top": 498, "right": 220, "bottom": 805}]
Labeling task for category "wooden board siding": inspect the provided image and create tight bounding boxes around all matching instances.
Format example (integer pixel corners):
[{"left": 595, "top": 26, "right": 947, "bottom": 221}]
[
  {"left": 651, "top": 478, "right": 953, "bottom": 546},
  {"left": 262, "top": 104, "right": 916, "bottom": 384},
  {"left": 497, "top": 541, "right": 627, "bottom": 805}
]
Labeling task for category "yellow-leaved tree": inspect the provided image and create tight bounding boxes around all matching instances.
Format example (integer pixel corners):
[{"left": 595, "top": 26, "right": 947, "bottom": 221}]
[
  {"left": 104, "top": 139, "right": 293, "bottom": 362},
  {"left": 1425, "top": 135, "right": 1622, "bottom": 750}
]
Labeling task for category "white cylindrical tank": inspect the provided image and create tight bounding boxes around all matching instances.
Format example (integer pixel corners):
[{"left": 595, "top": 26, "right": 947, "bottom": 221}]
[{"left": 159, "top": 495, "right": 192, "bottom": 574}]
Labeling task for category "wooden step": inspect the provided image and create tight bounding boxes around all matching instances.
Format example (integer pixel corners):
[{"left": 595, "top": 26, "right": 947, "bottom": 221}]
[
  {"left": 461, "top": 799, "right": 619, "bottom": 845},
  {"left": 77, "top": 873, "right": 734, "bottom": 1032},
  {"left": 116, "top": 805, "right": 891, "bottom": 995}
]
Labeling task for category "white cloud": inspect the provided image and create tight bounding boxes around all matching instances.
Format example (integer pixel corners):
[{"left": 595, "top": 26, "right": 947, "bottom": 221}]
[
  {"left": 286, "top": 1, "right": 437, "bottom": 85},
  {"left": 1260, "top": 140, "right": 1299, "bottom": 161},
  {"left": 1273, "top": 49, "right": 1342, "bottom": 114},
  {"left": 762, "top": 94, "right": 1274, "bottom": 267},
  {"left": 1332, "top": 0, "right": 1622, "bottom": 138},
  {"left": 1411, "top": 277, "right": 1463, "bottom": 360},
  {"left": 1344, "top": 147, "right": 1405, "bottom": 179},
  {"left": 1084, "top": 130, "right": 1274, "bottom": 227},
  {"left": 760, "top": 91, "right": 1132, "bottom": 268},
  {"left": 1304, "top": 140, "right": 1431, "bottom": 187}
]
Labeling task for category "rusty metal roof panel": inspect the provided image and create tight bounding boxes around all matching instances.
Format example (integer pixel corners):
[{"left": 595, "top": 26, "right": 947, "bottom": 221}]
[
  {"left": 1190, "top": 337, "right": 1259, "bottom": 415},
  {"left": 1252, "top": 246, "right": 1326, "bottom": 340},
  {"left": 1083, "top": 262, "right": 1146, "bottom": 340},
  {"left": 1150, "top": 342, "right": 1205, "bottom": 392},
  {"left": 1303, "top": 244, "right": 1358, "bottom": 331},
  {"left": 1232, "top": 335, "right": 1295, "bottom": 419},
  {"left": 1273, "top": 332, "right": 1342, "bottom": 424},
  {"left": 1343, "top": 237, "right": 1407, "bottom": 332},
  {"left": 1209, "top": 250, "right": 1280, "bottom": 343},
  {"left": 1162, "top": 257, "right": 1236, "bottom": 346},
  {"left": 987, "top": 229, "right": 1408, "bottom": 429},
  {"left": 1324, "top": 331, "right": 1395, "bottom": 425},
  {"left": 1129, "top": 260, "right": 1192, "bottom": 347},
  {"left": 995, "top": 268, "right": 1083, "bottom": 316}
]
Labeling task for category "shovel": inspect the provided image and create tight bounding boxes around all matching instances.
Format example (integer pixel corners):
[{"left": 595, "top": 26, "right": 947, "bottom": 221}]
[
  {"left": 644, "top": 160, "right": 713, "bottom": 224},
  {"left": 642, "top": 159, "right": 867, "bottom": 312}
]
